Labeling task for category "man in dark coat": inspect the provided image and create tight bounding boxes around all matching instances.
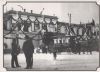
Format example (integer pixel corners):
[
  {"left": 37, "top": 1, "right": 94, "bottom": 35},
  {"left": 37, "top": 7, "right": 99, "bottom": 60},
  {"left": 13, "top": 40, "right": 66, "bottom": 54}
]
[
  {"left": 87, "top": 38, "right": 93, "bottom": 54},
  {"left": 69, "top": 37, "right": 76, "bottom": 53},
  {"left": 11, "top": 38, "right": 20, "bottom": 68},
  {"left": 76, "top": 41, "right": 81, "bottom": 55},
  {"left": 52, "top": 41, "right": 57, "bottom": 60},
  {"left": 22, "top": 35, "right": 34, "bottom": 69}
]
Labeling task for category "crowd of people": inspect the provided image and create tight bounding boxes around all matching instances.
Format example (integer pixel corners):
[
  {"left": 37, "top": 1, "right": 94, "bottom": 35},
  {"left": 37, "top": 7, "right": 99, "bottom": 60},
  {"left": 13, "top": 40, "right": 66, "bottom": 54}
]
[{"left": 69, "top": 38, "right": 92, "bottom": 55}]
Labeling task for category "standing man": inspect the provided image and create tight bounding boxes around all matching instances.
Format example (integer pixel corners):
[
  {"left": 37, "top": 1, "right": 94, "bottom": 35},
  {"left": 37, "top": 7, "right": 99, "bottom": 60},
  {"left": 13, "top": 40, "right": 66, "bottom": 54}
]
[
  {"left": 22, "top": 35, "right": 34, "bottom": 69},
  {"left": 53, "top": 51, "right": 57, "bottom": 60},
  {"left": 52, "top": 41, "right": 57, "bottom": 60},
  {"left": 11, "top": 38, "right": 20, "bottom": 68},
  {"left": 76, "top": 41, "right": 81, "bottom": 55},
  {"left": 69, "top": 37, "right": 76, "bottom": 53},
  {"left": 87, "top": 37, "right": 93, "bottom": 54}
]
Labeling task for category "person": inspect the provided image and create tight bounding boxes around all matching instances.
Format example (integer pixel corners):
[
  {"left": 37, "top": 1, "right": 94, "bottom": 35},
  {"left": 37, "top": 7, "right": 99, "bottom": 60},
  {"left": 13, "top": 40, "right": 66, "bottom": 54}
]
[
  {"left": 17, "top": 22, "right": 22, "bottom": 31},
  {"left": 23, "top": 21, "right": 31, "bottom": 32},
  {"left": 69, "top": 37, "right": 76, "bottom": 53},
  {"left": 60, "top": 40, "right": 63, "bottom": 52},
  {"left": 11, "top": 38, "right": 20, "bottom": 68},
  {"left": 40, "top": 43, "right": 46, "bottom": 53},
  {"left": 22, "top": 35, "right": 34, "bottom": 69},
  {"left": 52, "top": 42, "right": 57, "bottom": 60},
  {"left": 53, "top": 51, "right": 57, "bottom": 60},
  {"left": 87, "top": 37, "right": 93, "bottom": 54},
  {"left": 76, "top": 41, "right": 81, "bottom": 55}
]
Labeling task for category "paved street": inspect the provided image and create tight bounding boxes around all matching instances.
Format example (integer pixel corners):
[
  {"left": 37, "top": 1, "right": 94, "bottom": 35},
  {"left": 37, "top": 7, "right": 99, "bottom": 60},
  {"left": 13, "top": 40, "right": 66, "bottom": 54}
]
[{"left": 4, "top": 51, "right": 99, "bottom": 71}]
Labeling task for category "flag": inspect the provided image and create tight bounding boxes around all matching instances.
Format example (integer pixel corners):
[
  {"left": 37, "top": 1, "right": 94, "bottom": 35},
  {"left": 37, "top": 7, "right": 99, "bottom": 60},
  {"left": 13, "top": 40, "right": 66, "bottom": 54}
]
[{"left": 91, "top": 19, "right": 95, "bottom": 26}]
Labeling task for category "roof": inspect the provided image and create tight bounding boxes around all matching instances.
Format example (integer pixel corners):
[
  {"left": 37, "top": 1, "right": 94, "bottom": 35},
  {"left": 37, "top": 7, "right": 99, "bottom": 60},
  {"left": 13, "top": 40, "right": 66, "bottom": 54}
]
[
  {"left": 4, "top": 10, "right": 58, "bottom": 19},
  {"left": 57, "top": 21, "right": 69, "bottom": 25}
]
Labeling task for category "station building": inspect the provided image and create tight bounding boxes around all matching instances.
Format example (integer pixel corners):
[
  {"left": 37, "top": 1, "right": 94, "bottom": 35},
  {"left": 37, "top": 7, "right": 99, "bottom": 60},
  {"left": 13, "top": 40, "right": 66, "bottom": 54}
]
[{"left": 3, "top": 9, "right": 99, "bottom": 52}]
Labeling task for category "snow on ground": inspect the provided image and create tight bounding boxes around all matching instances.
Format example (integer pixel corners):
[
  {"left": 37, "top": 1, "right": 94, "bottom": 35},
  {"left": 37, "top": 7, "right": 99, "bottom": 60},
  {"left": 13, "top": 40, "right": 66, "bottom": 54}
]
[{"left": 4, "top": 51, "right": 99, "bottom": 71}]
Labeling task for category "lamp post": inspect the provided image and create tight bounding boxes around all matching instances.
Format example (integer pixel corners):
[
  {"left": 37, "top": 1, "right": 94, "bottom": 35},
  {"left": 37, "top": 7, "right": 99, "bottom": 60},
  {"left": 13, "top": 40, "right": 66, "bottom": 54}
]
[{"left": 68, "top": 13, "right": 71, "bottom": 35}]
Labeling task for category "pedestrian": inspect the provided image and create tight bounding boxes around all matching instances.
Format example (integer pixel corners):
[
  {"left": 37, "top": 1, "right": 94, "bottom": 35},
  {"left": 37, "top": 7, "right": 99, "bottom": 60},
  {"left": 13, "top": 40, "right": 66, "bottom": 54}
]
[
  {"left": 87, "top": 37, "right": 93, "bottom": 54},
  {"left": 76, "top": 41, "right": 81, "bottom": 55},
  {"left": 69, "top": 37, "right": 76, "bottom": 53},
  {"left": 53, "top": 51, "right": 57, "bottom": 60},
  {"left": 22, "top": 35, "right": 34, "bottom": 69},
  {"left": 53, "top": 42, "right": 57, "bottom": 60},
  {"left": 23, "top": 20, "right": 30, "bottom": 32},
  {"left": 11, "top": 38, "right": 21, "bottom": 68}
]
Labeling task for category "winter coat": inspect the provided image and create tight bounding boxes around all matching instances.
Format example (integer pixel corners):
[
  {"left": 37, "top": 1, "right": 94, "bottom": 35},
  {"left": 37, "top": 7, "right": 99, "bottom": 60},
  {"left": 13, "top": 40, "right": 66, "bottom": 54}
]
[{"left": 22, "top": 39, "right": 34, "bottom": 55}]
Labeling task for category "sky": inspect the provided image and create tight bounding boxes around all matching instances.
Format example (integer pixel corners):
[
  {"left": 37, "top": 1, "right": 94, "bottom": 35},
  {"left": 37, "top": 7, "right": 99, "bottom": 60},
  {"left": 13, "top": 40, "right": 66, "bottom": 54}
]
[{"left": 4, "top": 2, "right": 99, "bottom": 24}]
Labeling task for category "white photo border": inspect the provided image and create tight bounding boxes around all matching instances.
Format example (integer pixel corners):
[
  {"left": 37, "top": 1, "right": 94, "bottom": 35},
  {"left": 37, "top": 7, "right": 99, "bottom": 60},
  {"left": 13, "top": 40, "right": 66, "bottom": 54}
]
[{"left": 0, "top": 0, "right": 100, "bottom": 72}]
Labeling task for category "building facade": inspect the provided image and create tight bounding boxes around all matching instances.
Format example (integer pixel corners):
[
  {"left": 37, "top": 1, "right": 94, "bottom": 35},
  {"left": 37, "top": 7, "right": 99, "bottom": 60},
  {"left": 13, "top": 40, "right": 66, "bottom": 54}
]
[
  {"left": 3, "top": 10, "right": 58, "bottom": 49},
  {"left": 3, "top": 10, "right": 99, "bottom": 52}
]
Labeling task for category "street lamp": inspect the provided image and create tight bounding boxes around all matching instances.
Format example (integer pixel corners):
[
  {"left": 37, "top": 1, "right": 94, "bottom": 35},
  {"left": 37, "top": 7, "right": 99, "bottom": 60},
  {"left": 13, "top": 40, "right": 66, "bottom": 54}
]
[{"left": 68, "top": 13, "right": 71, "bottom": 35}]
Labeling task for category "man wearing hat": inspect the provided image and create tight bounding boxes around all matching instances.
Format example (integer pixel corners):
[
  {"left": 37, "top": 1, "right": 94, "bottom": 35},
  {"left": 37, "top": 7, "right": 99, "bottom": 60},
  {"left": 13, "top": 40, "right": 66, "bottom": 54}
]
[
  {"left": 11, "top": 38, "right": 21, "bottom": 68},
  {"left": 22, "top": 35, "right": 34, "bottom": 69}
]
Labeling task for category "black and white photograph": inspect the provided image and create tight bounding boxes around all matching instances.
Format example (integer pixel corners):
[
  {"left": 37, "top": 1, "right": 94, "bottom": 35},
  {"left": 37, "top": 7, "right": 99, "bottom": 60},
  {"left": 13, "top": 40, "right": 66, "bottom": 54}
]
[{"left": 3, "top": 1, "right": 100, "bottom": 71}]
